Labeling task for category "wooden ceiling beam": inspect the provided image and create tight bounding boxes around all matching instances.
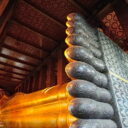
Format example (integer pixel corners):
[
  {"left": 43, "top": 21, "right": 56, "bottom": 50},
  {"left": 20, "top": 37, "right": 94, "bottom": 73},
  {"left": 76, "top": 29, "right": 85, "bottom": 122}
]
[
  {"left": 0, "top": 9, "right": 12, "bottom": 37},
  {"left": 0, "top": 74, "right": 23, "bottom": 80},
  {"left": 0, "top": 78, "right": 20, "bottom": 84},
  {"left": 7, "top": 34, "right": 50, "bottom": 52},
  {"left": 0, "top": 61, "right": 30, "bottom": 72},
  {"left": 69, "top": 0, "right": 93, "bottom": 17},
  {"left": 69, "top": 0, "right": 89, "bottom": 17},
  {"left": 11, "top": 20, "right": 58, "bottom": 47},
  {"left": 2, "top": 44, "right": 42, "bottom": 60},
  {"left": 13, "top": 18, "right": 59, "bottom": 44},
  {"left": 24, "top": 0, "right": 65, "bottom": 28},
  {"left": 93, "top": 0, "right": 112, "bottom": 15},
  {"left": 0, "top": 0, "right": 15, "bottom": 36},
  {"left": 69, "top": 0, "right": 112, "bottom": 28},
  {"left": 0, "top": 78, "right": 21, "bottom": 85},
  {"left": 0, "top": 68, "right": 26, "bottom": 76},
  {"left": 0, "top": 0, "right": 9, "bottom": 16},
  {"left": 69, "top": 0, "right": 101, "bottom": 26},
  {"left": 0, "top": 53, "right": 37, "bottom": 67}
]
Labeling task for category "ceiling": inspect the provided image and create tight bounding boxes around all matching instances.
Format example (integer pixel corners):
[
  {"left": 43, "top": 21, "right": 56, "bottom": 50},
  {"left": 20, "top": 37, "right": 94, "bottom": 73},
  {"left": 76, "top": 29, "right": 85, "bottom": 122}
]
[{"left": 0, "top": 0, "right": 119, "bottom": 92}]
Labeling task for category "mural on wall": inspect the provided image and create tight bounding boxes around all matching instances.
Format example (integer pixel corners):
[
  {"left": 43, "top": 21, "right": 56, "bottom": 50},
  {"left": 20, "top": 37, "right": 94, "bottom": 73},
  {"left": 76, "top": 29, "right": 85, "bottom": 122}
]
[{"left": 102, "top": 11, "right": 128, "bottom": 50}]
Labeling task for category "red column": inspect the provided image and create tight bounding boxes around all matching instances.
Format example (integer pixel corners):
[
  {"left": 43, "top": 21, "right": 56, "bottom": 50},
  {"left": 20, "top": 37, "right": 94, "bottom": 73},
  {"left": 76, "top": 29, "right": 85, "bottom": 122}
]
[
  {"left": 57, "top": 48, "right": 70, "bottom": 85},
  {"left": 46, "top": 58, "right": 56, "bottom": 87},
  {"left": 37, "top": 67, "right": 47, "bottom": 90}
]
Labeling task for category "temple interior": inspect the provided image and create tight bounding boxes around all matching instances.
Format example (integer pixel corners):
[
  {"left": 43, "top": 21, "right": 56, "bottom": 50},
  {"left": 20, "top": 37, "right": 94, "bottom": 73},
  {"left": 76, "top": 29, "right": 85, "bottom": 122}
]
[{"left": 0, "top": 0, "right": 128, "bottom": 128}]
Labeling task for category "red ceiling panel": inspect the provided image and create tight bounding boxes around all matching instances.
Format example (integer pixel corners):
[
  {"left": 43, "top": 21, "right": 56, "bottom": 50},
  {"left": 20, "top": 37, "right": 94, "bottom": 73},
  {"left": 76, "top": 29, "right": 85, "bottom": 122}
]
[
  {"left": 7, "top": 21, "right": 58, "bottom": 51},
  {"left": 25, "top": 0, "right": 83, "bottom": 23},
  {"left": 13, "top": 0, "right": 65, "bottom": 41}
]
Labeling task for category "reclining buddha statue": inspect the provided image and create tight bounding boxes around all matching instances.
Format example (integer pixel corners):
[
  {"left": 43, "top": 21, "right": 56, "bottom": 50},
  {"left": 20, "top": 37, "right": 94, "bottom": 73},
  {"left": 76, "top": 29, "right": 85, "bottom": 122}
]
[{"left": 0, "top": 13, "right": 127, "bottom": 128}]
